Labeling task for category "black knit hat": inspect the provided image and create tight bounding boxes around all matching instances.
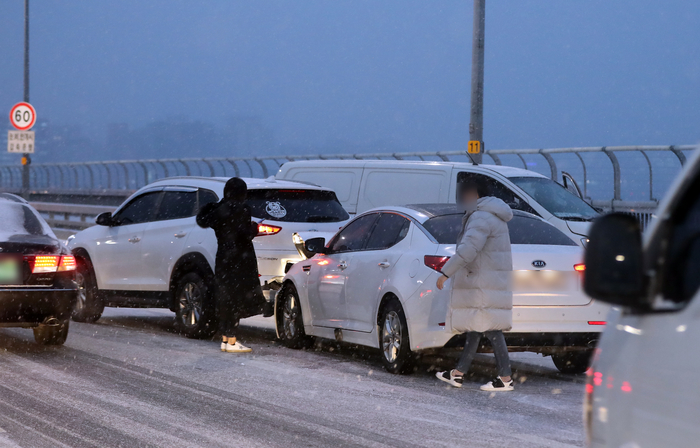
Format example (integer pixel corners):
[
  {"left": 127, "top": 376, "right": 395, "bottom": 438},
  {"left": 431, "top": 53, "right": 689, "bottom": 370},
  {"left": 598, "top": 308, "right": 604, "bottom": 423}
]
[{"left": 224, "top": 177, "right": 247, "bottom": 201}]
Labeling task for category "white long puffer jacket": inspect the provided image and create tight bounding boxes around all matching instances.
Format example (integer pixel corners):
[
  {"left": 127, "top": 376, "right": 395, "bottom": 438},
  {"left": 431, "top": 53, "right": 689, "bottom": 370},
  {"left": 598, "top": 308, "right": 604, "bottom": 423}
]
[{"left": 441, "top": 197, "right": 513, "bottom": 333}]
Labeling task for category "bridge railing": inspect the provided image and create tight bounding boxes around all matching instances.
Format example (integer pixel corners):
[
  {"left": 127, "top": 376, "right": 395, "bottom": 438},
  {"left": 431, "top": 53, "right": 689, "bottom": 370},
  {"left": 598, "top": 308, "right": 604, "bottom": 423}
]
[{"left": 2, "top": 145, "right": 696, "bottom": 226}]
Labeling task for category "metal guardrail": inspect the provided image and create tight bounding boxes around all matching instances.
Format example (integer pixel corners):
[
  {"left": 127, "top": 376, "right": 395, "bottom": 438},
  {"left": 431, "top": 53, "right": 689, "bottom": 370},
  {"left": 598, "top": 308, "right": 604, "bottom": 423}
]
[
  {"left": 0, "top": 145, "right": 694, "bottom": 202},
  {"left": 2, "top": 145, "right": 695, "bottom": 232},
  {"left": 32, "top": 202, "right": 115, "bottom": 231}
]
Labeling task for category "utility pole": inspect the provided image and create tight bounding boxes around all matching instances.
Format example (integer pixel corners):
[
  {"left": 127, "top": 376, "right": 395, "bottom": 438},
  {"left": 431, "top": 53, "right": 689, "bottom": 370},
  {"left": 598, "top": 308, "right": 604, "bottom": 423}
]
[
  {"left": 22, "top": 0, "right": 31, "bottom": 198},
  {"left": 468, "top": 0, "right": 485, "bottom": 164}
]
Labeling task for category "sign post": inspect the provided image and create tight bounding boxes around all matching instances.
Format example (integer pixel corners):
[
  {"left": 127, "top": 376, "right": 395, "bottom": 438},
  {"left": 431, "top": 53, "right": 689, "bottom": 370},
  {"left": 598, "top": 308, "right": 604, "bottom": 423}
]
[
  {"left": 9, "top": 102, "right": 36, "bottom": 196},
  {"left": 468, "top": 0, "right": 485, "bottom": 164}
]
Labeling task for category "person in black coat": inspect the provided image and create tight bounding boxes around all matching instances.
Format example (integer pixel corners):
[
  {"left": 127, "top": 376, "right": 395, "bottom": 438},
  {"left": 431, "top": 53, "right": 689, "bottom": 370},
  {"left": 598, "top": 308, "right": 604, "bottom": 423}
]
[{"left": 196, "top": 177, "right": 266, "bottom": 353}]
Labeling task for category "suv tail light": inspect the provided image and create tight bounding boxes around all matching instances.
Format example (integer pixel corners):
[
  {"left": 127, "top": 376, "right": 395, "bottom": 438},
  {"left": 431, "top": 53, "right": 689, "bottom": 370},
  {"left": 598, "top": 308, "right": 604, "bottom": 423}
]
[
  {"left": 424, "top": 255, "right": 450, "bottom": 273},
  {"left": 257, "top": 224, "right": 282, "bottom": 236},
  {"left": 25, "top": 255, "right": 77, "bottom": 274}
]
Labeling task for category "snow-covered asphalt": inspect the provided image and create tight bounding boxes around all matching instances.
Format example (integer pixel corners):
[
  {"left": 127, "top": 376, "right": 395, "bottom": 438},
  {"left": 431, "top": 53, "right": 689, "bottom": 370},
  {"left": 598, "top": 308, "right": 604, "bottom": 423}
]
[{"left": 0, "top": 309, "right": 585, "bottom": 447}]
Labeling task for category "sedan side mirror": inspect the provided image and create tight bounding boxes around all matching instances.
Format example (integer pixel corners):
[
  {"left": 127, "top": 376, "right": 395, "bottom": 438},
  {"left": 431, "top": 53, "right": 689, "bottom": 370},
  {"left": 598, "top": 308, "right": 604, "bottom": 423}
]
[
  {"left": 584, "top": 213, "right": 647, "bottom": 308},
  {"left": 304, "top": 237, "right": 327, "bottom": 256},
  {"left": 96, "top": 212, "right": 115, "bottom": 226}
]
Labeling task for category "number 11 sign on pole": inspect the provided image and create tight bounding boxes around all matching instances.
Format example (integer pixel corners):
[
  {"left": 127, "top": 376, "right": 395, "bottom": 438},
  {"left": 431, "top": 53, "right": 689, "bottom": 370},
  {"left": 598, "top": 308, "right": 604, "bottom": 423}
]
[{"left": 8, "top": 102, "right": 36, "bottom": 154}]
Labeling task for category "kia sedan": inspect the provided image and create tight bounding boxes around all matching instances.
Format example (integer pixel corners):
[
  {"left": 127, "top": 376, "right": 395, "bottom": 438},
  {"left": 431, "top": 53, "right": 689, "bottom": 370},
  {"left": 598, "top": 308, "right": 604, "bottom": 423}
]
[{"left": 277, "top": 204, "right": 609, "bottom": 374}]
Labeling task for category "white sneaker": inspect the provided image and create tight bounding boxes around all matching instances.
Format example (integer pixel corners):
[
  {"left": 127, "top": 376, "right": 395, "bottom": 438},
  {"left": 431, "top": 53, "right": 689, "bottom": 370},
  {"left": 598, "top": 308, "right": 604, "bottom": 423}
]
[
  {"left": 436, "top": 370, "right": 464, "bottom": 388},
  {"left": 221, "top": 342, "right": 227, "bottom": 352},
  {"left": 225, "top": 341, "right": 252, "bottom": 353},
  {"left": 480, "top": 376, "right": 514, "bottom": 391}
]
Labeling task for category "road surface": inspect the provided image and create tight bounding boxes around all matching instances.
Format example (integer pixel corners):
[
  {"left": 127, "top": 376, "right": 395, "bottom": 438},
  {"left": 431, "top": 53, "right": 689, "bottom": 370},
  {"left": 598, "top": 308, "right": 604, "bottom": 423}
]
[{"left": 0, "top": 309, "right": 585, "bottom": 447}]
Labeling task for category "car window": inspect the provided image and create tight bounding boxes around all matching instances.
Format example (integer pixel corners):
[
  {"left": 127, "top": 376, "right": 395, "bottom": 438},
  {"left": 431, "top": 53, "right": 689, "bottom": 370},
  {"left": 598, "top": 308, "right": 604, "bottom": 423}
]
[
  {"left": 457, "top": 172, "right": 537, "bottom": 215},
  {"left": 509, "top": 176, "right": 598, "bottom": 220},
  {"left": 155, "top": 191, "right": 198, "bottom": 221},
  {"left": 662, "top": 178, "right": 700, "bottom": 303},
  {"left": 0, "top": 201, "right": 53, "bottom": 239},
  {"left": 198, "top": 189, "right": 219, "bottom": 210},
  {"left": 113, "top": 192, "right": 162, "bottom": 226},
  {"left": 422, "top": 213, "right": 577, "bottom": 246},
  {"left": 327, "top": 214, "right": 379, "bottom": 253},
  {"left": 246, "top": 189, "right": 349, "bottom": 223},
  {"left": 365, "top": 213, "right": 410, "bottom": 250}
]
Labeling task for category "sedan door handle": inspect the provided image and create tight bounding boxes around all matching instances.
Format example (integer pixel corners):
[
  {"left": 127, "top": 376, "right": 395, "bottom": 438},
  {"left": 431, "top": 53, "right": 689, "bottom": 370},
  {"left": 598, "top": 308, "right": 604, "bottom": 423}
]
[
  {"left": 174, "top": 233, "right": 187, "bottom": 238},
  {"left": 378, "top": 261, "right": 391, "bottom": 268},
  {"left": 338, "top": 261, "right": 348, "bottom": 270},
  {"left": 128, "top": 236, "right": 141, "bottom": 243}
]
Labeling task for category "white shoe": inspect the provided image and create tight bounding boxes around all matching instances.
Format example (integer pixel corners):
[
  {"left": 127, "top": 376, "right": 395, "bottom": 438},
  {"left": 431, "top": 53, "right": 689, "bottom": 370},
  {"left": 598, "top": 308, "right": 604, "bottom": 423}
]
[
  {"left": 221, "top": 342, "right": 227, "bottom": 352},
  {"left": 225, "top": 341, "right": 252, "bottom": 353},
  {"left": 480, "top": 376, "right": 514, "bottom": 391}
]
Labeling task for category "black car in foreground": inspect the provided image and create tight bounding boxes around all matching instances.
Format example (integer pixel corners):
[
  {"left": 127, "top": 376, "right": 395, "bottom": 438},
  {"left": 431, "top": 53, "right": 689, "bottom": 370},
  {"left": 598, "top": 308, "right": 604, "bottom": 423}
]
[{"left": 0, "top": 193, "right": 77, "bottom": 344}]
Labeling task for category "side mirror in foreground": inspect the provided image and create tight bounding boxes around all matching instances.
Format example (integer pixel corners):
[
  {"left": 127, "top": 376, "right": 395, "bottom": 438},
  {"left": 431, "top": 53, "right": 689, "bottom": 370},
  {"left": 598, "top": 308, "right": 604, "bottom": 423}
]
[
  {"left": 303, "top": 237, "right": 327, "bottom": 257},
  {"left": 95, "top": 212, "right": 114, "bottom": 226},
  {"left": 584, "top": 213, "right": 646, "bottom": 308}
]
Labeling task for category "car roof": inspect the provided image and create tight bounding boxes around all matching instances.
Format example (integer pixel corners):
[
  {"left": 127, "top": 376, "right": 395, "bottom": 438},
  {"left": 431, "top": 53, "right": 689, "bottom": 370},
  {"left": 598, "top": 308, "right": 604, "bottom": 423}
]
[
  {"left": 140, "top": 176, "right": 330, "bottom": 193},
  {"left": 0, "top": 192, "right": 28, "bottom": 204},
  {"left": 362, "top": 203, "right": 546, "bottom": 225},
  {"left": 277, "top": 159, "right": 546, "bottom": 179}
]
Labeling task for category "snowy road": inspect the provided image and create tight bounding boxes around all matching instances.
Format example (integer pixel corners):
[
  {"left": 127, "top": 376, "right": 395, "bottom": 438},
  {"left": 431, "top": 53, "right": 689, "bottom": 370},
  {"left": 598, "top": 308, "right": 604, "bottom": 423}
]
[{"left": 0, "top": 309, "right": 585, "bottom": 447}]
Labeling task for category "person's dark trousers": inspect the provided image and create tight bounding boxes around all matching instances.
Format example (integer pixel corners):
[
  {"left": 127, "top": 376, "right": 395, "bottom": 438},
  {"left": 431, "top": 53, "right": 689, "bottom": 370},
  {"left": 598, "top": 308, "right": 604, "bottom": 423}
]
[{"left": 455, "top": 330, "right": 512, "bottom": 377}]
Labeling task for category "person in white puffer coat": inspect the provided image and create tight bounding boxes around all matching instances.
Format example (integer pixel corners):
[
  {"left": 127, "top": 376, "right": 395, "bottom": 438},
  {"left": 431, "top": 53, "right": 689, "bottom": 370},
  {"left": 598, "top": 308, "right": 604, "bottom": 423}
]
[{"left": 435, "top": 177, "right": 515, "bottom": 392}]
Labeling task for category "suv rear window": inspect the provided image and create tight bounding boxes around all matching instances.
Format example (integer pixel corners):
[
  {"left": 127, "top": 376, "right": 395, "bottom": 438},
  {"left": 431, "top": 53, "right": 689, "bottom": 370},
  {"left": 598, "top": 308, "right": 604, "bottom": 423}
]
[
  {"left": 247, "top": 189, "right": 349, "bottom": 223},
  {"left": 0, "top": 202, "right": 52, "bottom": 240},
  {"left": 422, "top": 214, "right": 577, "bottom": 246}
]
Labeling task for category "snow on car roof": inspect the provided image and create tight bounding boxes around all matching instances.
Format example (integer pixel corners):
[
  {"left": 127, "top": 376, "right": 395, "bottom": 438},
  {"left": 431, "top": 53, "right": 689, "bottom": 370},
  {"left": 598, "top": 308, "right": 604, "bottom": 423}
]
[
  {"left": 278, "top": 159, "right": 547, "bottom": 179},
  {"left": 143, "top": 176, "right": 330, "bottom": 192},
  {"left": 363, "top": 203, "right": 544, "bottom": 224}
]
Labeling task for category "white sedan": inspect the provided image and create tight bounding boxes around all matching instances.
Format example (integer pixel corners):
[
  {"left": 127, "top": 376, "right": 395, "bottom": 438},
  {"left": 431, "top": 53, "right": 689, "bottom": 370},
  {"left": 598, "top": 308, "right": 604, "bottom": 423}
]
[{"left": 276, "top": 204, "right": 609, "bottom": 374}]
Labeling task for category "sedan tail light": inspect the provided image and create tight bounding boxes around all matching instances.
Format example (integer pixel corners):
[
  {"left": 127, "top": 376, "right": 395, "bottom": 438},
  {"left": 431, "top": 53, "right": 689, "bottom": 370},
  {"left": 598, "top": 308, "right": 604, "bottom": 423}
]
[
  {"left": 574, "top": 263, "right": 586, "bottom": 272},
  {"left": 257, "top": 224, "right": 282, "bottom": 236},
  {"left": 424, "top": 255, "right": 450, "bottom": 272},
  {"left": 26, "top": 255, "right": 77, "bottom": 274}
]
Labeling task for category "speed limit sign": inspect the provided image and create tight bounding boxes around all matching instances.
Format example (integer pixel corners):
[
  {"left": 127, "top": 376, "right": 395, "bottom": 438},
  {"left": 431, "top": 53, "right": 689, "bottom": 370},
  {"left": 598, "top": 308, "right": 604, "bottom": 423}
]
[{"left": 9, "top": 102, "right": 36, "bottom": 131}]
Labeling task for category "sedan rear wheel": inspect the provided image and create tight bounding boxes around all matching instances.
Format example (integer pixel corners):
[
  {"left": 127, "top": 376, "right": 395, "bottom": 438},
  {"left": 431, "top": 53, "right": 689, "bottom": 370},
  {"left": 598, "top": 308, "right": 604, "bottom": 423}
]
[
  {"left": 379, "top": 299, "right": 414, "bottom": 374},
  {"left": 33, "top": 319, "right": 70, "bottom": 345},
  {"left": 552, "top": 350, "right": 593, "bottom": 374},
  {"left": 174, "top": 272, "right": 216, "bottom": 339}
]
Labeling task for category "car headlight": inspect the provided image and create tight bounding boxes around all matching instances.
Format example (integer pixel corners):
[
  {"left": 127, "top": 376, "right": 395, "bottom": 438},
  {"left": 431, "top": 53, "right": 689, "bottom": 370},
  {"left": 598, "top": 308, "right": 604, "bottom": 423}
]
[{"left": 581, "top": 237, "right": 589, "bottom": 248}]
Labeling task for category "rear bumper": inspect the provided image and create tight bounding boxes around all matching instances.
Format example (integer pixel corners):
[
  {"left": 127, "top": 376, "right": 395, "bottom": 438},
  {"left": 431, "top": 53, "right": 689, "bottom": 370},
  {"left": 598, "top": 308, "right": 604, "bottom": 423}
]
[
  {"left": 444, "top": 331, "right": 600, "bottom": 353},
  {"left": 0, "top": 288, "right": 76, "bottom": 327}
]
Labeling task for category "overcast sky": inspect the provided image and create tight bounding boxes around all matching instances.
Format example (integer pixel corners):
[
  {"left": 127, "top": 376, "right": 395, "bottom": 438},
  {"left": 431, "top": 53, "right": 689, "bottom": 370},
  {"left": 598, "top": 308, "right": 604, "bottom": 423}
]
[{"left": 1, "top": 0, "right": 699, "bottom": 156}]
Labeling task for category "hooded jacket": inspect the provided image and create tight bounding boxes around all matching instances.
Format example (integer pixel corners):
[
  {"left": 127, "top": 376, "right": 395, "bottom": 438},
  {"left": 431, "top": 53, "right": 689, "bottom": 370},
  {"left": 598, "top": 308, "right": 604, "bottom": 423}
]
[{"left": 441, "top": 196, "right": 514, "bottom": 333}]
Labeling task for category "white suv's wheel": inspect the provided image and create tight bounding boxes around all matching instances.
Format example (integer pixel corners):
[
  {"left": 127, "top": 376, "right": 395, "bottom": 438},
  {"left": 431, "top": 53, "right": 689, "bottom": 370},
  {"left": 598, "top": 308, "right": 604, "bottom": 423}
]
[{"left": 174, "top": 271, "right": 216, "bottom": 339}]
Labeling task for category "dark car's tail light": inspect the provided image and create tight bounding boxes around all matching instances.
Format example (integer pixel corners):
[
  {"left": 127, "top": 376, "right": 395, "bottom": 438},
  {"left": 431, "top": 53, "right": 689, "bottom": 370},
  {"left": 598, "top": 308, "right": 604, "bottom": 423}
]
[
  {"left": 58, "top": 255, "right": 77, "bottom": 272},
  {"left": 424, "top": 255, "right": 450, "bottom": 272},
  {"left": 25, "top": 255, "right": 76, "bottom": 274},
  {"left": 257, "top": 224, "right": 282, "bottom": 236}
]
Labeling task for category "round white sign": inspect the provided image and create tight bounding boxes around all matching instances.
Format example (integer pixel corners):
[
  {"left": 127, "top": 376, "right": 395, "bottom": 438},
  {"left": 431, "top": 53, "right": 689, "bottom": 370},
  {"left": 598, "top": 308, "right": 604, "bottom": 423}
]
[{"left": 9, "top": 102, "right": 36, "bottom": 131}]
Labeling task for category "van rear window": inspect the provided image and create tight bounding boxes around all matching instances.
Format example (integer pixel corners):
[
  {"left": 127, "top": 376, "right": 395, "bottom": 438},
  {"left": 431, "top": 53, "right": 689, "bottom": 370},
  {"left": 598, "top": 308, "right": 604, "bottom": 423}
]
[{"left": 247, "top": 189, "right": 349, "bottom": 223}]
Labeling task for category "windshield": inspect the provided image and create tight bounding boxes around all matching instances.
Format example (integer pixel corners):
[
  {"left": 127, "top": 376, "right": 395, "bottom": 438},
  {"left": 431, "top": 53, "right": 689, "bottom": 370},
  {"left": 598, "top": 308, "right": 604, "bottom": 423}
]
[
  {"left": 423, "top": 214, "right": 577, "bottom": 246},
  {"left": 509, "top": 176, "right": 599, "bottom": 220},
  {"left": 247, "top": 189, "right": 349, "bottom": 223}
]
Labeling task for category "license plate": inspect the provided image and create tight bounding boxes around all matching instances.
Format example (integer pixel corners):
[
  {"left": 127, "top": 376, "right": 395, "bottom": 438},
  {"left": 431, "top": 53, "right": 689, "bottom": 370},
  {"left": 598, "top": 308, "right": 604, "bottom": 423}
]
[{"left": 0, "top": 258, "right": 20, "bottom": 284}]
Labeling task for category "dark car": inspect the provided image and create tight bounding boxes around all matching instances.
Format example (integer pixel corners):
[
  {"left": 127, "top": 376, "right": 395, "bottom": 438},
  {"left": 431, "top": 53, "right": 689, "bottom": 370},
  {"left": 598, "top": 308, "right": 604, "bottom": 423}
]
[{"left": 0, "top": 193, "right": 77, "bottom": 344}]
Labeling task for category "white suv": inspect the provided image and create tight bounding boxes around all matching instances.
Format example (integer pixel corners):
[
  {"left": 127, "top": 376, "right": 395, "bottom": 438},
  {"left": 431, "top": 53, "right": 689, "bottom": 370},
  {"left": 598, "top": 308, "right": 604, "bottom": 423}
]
[{"left": 68, "top": 176, "right": 349, "bottom": 338}]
